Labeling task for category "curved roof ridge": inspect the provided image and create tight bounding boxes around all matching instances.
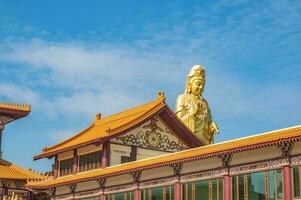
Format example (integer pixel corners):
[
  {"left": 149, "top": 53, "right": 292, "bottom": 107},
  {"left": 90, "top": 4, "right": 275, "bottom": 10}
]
[
  {"left": 95, "top": 98, "right": 162, "bottom": 124},
  {"left": 11, "top": 164, "right": 48, "bottom": 179},
  {"left": 0, "top": 159, "right": 49, "bottom": 180},
  {"left": 212, "top": 124, "right": 301, "bottom": 146},
  {"left": 107, "top": 100, "right": 165, "bottom": 134},
  {"left": 27, "top": 124, "right": 301, "bottom": 189},
  {"left": 35, "top": 97, "right": 166, "bottom": 159},
  {"left": 42, "top": 123, "right": 95, "bottom": 152}
]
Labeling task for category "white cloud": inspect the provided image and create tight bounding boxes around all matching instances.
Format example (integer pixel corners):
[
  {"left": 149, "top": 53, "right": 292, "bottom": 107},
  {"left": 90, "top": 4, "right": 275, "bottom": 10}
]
[{"left": 0, "top": 0, "right": 300, "bottom": 137}]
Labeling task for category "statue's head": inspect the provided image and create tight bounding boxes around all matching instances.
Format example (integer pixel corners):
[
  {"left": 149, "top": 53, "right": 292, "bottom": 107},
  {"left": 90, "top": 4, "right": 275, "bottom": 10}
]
[{"left": 185, "top": 65, "right": 206, "bottom": 96}]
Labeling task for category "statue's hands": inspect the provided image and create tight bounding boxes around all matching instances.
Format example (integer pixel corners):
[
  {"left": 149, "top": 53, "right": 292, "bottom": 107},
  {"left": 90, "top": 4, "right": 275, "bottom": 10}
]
[{"left": 210, "top": 122, "right": 219, "bottom": 134}]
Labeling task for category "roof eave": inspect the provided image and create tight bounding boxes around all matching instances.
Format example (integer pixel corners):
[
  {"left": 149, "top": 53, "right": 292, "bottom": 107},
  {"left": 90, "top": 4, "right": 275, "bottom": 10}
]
[{"left": 34, "top": 102, "right": 166, "bottom": 160}]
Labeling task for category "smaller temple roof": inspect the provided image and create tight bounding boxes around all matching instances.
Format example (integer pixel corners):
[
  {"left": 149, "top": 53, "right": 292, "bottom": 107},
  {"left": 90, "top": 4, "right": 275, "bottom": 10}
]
[
  {"left": 0, "top": 159, "right": 48, "bottom": 180},
  {"left": 27, "top": 125, "right": 301, "bottom": 189},
  {"left": 0, "top": 102, "right": 31, "bottom": 120},
  {"left": 34, "top": 93, "right": 203, "bottom": 160}
]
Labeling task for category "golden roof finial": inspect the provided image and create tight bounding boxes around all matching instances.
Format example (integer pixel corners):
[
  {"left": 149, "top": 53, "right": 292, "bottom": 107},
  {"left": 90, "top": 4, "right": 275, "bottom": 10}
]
[
  {"left": 95, "top": 113, "right": 102, "bottom": 122},
  {"left": 157, "top": 91, "right": 166, "bottom": 102}
]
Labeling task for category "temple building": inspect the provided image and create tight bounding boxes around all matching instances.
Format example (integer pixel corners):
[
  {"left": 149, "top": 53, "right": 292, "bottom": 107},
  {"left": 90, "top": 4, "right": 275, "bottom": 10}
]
[
  {"left": 0, "top": 103, "right": 47, "bottom": 200},
  {"left": 26, "top": 66, "right": 301, "bottom": 200}
]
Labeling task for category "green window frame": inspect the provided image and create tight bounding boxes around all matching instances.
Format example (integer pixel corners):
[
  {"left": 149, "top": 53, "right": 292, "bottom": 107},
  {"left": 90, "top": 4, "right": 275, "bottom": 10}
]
[
  {"left": 106, "top": 191, "right": 134, "bottom": 200},
  {"left": 121, "top": 156, "right": 132, "bottom": 164},
  {"left": 141, "top": 185, "right": 174, "bottom": 200},
  {"left": 182, "top": 178, "right": 223, "bottom": 200},
  {"left": 79, "top": 151, "right": 101, "bottom": 172},
  {"left": 231, "top": 169, "right": 283, "bottom": 200},
  {"left": 59, "top": 158, "right": 73, "bottom": 176},
  {"left": 292, "top": 165, "right": 301, "bottom": 198}
]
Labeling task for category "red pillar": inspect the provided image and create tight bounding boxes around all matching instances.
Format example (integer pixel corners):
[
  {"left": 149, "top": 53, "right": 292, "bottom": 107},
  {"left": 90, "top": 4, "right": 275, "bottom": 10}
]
[
  {"left": 100, "top": 193, "right": 105, "bottom": 200},
  {"left": 73, "top": 149, "right": 78, "bottom": 174},
  {"left": 134, "top": 188, "right": 140, "bottom": 200},
  {"left": 131, "top": 146, "right": 137, "bottom": 161},
  {"left": 102, "top": 142, "right": 110, "bottom": 168},
  {"left": 174, "top": 182, "right": 181, "bottom": 200},
  {"left": 223, "top": 175, "right": 230, "bottom": 200},
  {"left": 283, "top": 165, "right": 292, "bottom": 200},
  {"left": 53, "top": 155, "right": 58, "bottom": 178},
  {"left": 0, "top": 125, "right": 4, "bottom": 159}
]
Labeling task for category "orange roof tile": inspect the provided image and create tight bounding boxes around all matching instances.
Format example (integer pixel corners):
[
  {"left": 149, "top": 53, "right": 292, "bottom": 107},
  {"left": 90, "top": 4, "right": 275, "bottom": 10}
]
[
  {"left": 27, "top": 125, "right": 301, "bottom": 189},
  {"left": 34, "top": 96, "right": 167, "bottom": 159},
  {"left": 0, "top": 159, "right": 48, "bottom": 180}
]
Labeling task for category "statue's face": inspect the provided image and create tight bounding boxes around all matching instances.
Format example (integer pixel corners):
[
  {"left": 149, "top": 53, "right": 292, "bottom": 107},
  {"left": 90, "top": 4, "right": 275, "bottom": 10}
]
[{"left": 190, "top": 78, "right": 205, "bottom": 96}]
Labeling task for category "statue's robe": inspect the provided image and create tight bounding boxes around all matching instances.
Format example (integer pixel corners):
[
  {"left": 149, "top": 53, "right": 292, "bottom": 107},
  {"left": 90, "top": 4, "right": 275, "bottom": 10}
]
[{"left": 176, "top": 93, "right": 215, "bottom": 145}]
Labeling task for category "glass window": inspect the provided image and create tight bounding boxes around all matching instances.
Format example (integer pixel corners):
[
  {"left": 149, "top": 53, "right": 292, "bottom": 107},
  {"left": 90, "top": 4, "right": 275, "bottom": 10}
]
[
  {"left": 247, "top": 172, "right": 265, "bottom": 200},
  {"left": 141, "top": 185, "right": 174, "bottom": 200},
  {"left": 195, "top": 180, "right": 209, "bottom": 200},
  {"left": 182, "top": 178, "right": 223, "bottom": 200},
  {"left": 79, "top": 151, "right": 101, "bottom": 172},
  {"left": 166, "top": 185, "right": 174, "bottom": 200},
  {"left": 269, "top": 170, "right": 276, "bottom": 200},
  {"left": 59, "top": 158, "right": 73, "bottom": 176},
  {"left": 276, "top": 169, "right": 283, "bottom": 199},
  {"left": 106, "top": 192, "right": 133, "bottom": 200},
  {"left": 212, "top": 178, "right": 223, "bottom": 200},
  {"left": 238, "top": 175, "right": 244, "bottom": 200},
  {"left": 232, "top": 169, "right": 283, "bottom": 200},
  {"left": 293, "top": 166, "right": 300, "bottom": 198},
  {"left": 232, "top": 176, "right": 237, "bottom": 200},
  {"left": 121, "top": 156, "right": 131, "bottom": 164}
]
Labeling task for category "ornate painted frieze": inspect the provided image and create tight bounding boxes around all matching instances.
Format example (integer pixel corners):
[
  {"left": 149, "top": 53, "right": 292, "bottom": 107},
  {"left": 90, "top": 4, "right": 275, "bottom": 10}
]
[
  {"left": 55, "top": 194, "right": 74, "bottom": 200},
  {"left": 104, "top": 183, "right": 136, "bottom": 194},
  {"left": 291, "top": 155, "right": 301, "bottom": 166},
  {"left": 269, "top": 158, "right": 289, "bottom": 168},
  {"left": 115, "top": 117, "right": 187, "bottom": 151},
  {"left": 230, "top": 158, "right": 289, "bottom": 175},
  {"left": 180, "top": 168, "right": 227, "bottom": 183},
  {"left": 0, "top": 116, "right": 14, "bottom": 126},
  {"left": 74, "top": 189, "right": 102, "bottom": 199},
  {"left": 139, "top": 177, "right": 179, "bottom": 189}
]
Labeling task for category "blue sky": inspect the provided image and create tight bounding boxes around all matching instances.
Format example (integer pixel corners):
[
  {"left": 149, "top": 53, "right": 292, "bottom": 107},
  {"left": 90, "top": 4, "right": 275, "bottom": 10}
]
[{"left": 0, "top": 0, "right": 300, "bottom": 172}]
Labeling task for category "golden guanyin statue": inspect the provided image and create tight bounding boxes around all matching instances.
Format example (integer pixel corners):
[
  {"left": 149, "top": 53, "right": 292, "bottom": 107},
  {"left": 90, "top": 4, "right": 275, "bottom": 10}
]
[{"left": 176, "top": 65, "right": 218, "bottom": 145}]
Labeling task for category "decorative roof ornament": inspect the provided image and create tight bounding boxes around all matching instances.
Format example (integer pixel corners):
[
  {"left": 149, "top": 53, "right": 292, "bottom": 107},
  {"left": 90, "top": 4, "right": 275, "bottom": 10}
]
[
  {"left": 157, "top": 91, "right": 166, "bottom": 103},
  {"left": 175, "top": 64, "right": 219, "bottom": 145}
]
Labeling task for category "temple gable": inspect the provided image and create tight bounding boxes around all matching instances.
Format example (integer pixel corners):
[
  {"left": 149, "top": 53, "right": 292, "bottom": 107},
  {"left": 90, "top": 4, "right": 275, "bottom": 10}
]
[{"left": 111, "top": 115, "right": 188, "bottom": 152}]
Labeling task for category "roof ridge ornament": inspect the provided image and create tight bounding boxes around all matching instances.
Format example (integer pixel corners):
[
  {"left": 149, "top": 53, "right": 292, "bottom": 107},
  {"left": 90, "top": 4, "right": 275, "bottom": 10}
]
[
  {"left": 95, "top": 113, "right": 102, "bottom": 122},
  {"left": 157, "top": 91, "right": 166, "bottom": 102}
]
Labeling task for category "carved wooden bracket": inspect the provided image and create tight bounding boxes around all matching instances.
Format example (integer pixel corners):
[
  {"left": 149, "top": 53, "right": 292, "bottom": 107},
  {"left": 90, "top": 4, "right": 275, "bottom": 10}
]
[
  {"left": 96, "top": 178, "right": 106, "bottom": 189},
  {"left": 68, "top": 183, "right": 77, "bottom": 194},
  {"left": 219, "top": 154, "right": 232, "bottom": 167},
  {"left": 1, "top": 179, "right": 9, "bottom": 188},
  {"left": 14, "top": 180, "right": 25, "bottom": 189},
  {"left": 0, "top": 116, "right": 14, "bottom": 126},
  {"left": 131, "top": 171, "right": 141, "bottom": 183},
  {"left": 171, "top": 163, "right": 182, "bottom": 176},
  {"left": 46, "top": 187, "right": 56, "bottom": 197},
  {"left": 278, "top": 142, "right": 294, "bottom": 157}
]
